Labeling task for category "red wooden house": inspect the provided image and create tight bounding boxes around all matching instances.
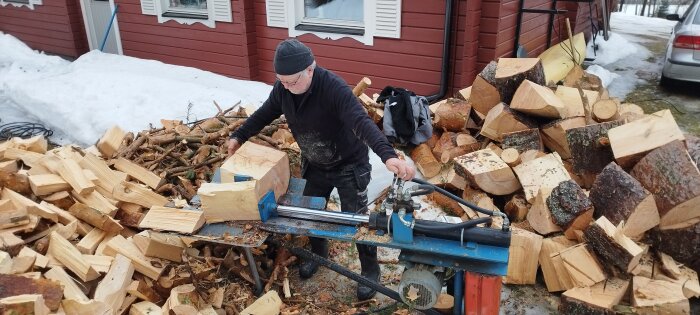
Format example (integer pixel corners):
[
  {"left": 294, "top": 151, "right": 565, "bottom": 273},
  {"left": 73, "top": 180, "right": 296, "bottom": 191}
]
[{"left": 0, "top": 0, "right": 600, "bottom": 99}]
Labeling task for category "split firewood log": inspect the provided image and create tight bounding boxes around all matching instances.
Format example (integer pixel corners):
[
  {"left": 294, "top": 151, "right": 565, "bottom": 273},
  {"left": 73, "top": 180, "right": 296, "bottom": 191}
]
[
  {"left": 494, "top": 58, "right": 546, "bottom": 104},
  {"left": 648, "top": 220, "right": 700, "bottom": 274},
  {"left": 433, "top": 98, "right": 471, "bottom": 132},
  {"left": 510, "top": 80, "right": 567, "bottom": 119},
  {"left": 592, "top": 99, "right": 620, "bottom": 122},
  {"left": 630, "top": 140, "right": 700, "bottom": 228},
  {"left": 504, "top": 194, "right": 528, "bottom": 222},
  {"left": 540, "top": 117, "right": 586, "bottom": 159},
  {"left": 527, "top": 188, "right": 562, "bottom": 235},
  {"left": 471, "top": 61, "right": 501, "bottom": 115},
  {"left": 559, "top": 278, "right": 630, "bottom": 314},
  {"left": 554, "top": 85, "right": 599, "bottom": 118},
  {"left": 609, "top": 109, "right": 685, "bottom": 168},
  {"left": 453, "top": 148, "right": 521, "bottom": 196},
  {"left": 566, "top": 120, "right": 624, "bottom": 188},
  {"left": 583, "top": 216, "right": 644, "bottom": 274},
  {"left": 618, "top": 103, "right": 645, "bottom": 122},
  {"left": 352, "top": 77, "right": 371, "bottom": 97},
  {"left": 500, "top": 148, "right": 521, "bottom": 168},
  {"left": 547, "top": 180, "right": 593, "bottom": 240},
  {"left": 427, "top": 167, "right": 467, "bottom": 192},
  {"left": 504, "top": 227, "right": 543, "bottom": 284},
  {"left": 480, "top": 103, "right": 537, "bottom": 142},
  {"left": 631, "top": 276, "right": 690, "bottom": 314},
  {"left": 589, "top": 162, "right": 659, "bottom": 239},
  {"left": 0, "top": 170, "right": 31, "bottom": 195},
  {"left": 456, "top": 86, "right": 471, "bottom": 101},
  {"left": 513, "top": 153, "right": 570, "bottom": 203},
  {"left": 539, "top": 236, "right": 577, "bottom": 292},
  {"left": 501, "top": 128, "right": 544, "bottom": 153},
  {"left": 410, "top": 143, "right": 442, "bottom": 178}
]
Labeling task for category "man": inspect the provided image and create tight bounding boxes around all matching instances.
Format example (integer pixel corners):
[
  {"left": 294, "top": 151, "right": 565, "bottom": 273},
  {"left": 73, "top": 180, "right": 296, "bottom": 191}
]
[{"left": 228, "top": 38, "right": 415, "bottom": 300}]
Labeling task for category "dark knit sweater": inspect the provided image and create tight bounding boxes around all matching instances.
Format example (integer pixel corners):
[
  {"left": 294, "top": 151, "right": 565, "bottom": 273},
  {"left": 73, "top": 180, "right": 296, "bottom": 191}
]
[{"left": 231, "top": 66, "right": 397, "bottom": 170}]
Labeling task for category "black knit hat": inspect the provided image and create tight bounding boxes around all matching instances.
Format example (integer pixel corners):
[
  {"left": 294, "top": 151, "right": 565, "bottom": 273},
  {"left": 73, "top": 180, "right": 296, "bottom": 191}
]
[{"left": 273, "top": 39, "right": 314, "bottom": 75}]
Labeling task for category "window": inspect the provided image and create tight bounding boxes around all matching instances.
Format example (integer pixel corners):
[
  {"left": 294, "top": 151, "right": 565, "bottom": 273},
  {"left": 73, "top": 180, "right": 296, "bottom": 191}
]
[
  {"left": 162, "top": 0, "right": 208, "bottom": 19},
  {"left": 296, "top": 0, "right": 364, "bottom": 35},
  {"left": 0, "top": 0, "right": 41, "bottom": 9},
  {"left": 139, "top": 0, "right": 231, "bottom": 28},
  {"left": 265, "top": 0, "right": 401, "bottom": 46}
]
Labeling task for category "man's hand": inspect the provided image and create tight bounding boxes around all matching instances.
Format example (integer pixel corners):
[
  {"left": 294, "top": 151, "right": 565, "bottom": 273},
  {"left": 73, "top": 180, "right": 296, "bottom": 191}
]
[
  {"left": 385, "top": 157, "right": 415, "bottom": 181},
  {"left": 227, "top": 138, "right": 241, "bottom": 157}
]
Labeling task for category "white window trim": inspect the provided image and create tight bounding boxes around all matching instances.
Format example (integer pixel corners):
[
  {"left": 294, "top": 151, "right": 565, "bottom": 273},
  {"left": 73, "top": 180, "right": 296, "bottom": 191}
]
[
  {"left": 0, "top": 0, "right": 41, "bottom": 10},
  {"left": 288, "top": 0, "right": 376, "bottom": 46},
  {"left": 154, "top": 0, "right": 217, "bottom": 28}
]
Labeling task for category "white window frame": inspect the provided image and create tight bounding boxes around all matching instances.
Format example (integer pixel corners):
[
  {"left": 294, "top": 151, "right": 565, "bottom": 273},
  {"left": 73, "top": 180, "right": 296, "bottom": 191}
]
[
  {"left": 140, "top": 0, "right": 231, "bottom": 28},
  {"left": 0, "top": 0, "right": 42, "bottom": 10},
  {"left": 289, "top": 0, "right": 375, "bottom": 45},
  {"left": 155, "top": 0, "right": 216, "bottom": 28}
]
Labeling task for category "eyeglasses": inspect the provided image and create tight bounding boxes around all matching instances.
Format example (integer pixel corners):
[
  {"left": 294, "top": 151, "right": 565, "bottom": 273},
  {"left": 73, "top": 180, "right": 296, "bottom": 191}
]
[{"left": 277, "top": 72, "right": 304, "bottom": 87}]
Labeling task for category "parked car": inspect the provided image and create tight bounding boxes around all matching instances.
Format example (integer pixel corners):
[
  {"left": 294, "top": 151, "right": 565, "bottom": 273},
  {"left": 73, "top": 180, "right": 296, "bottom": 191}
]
[{"left": 661, "top": 0, "right": 700, "bottom": 86}]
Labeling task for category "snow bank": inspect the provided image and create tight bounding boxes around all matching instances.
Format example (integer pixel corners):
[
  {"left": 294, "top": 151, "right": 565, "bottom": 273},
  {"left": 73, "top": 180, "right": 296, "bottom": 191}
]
[
  {"left": 586, "top": 65, "right": 620, "bottom": 88},
  {"left": 586, "top": 32, "right": 639, "bottom": 66}
]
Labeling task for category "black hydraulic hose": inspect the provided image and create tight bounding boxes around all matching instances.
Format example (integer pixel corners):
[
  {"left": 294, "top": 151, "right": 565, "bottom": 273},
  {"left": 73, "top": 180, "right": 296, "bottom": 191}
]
[
  {"left": 410, "top": 184, "right": 435, "bottom": 197},
  {"left": 414, "top": 217, "right": 491, "bottom": 232},
  {"left": 290, "top": 247, "right": 444, "bottom": 315},
  {"left": 411, "top": 178, "right": 510, "bottom": 230},
  {"left": 368, "top": 214, "right": 510, "bottom": 247}
]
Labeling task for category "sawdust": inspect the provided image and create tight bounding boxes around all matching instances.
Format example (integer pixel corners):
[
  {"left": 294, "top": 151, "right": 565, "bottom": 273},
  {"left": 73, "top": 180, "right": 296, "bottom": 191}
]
[{"left": 354, "top": 226, "right": 392, "bottom": 243}]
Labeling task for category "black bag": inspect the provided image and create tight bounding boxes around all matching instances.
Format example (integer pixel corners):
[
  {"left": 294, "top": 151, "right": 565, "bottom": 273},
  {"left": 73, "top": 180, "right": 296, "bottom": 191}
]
[{"left": 376, "top": 86, "right": 432, "bottom": 146}]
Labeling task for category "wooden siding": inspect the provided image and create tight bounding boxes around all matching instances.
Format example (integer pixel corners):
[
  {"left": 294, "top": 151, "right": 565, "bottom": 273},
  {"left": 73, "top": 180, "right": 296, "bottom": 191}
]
[
  {"left": 474, "top": 0, "right": 601, "bottom": 78},
  {"left": 115, "top": 0, "right": 252, "bottom": 79},
  {"left": 253, "top": 0, "right": 450, "bottom": 97},
  {"left": 0, "top": 0, "right": 88, "bottom": 58}
]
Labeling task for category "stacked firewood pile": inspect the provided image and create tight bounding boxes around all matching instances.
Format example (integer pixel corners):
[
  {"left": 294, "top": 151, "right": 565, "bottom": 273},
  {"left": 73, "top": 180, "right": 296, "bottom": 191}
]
[
  {"left": 103, "top": 104, "right": 301, "bottom": 202},
  {"left": 0, "top": 134, "right": 321, "bottom": 314},
  {"left": 367, "top": 58, "right": 699, "bottom": 313}
]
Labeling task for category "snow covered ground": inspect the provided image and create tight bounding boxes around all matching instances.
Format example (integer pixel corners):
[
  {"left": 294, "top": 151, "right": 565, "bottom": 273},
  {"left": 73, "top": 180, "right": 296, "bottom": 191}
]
[{"left": 585, "top": 12, "right": 677, "bottom": 99}]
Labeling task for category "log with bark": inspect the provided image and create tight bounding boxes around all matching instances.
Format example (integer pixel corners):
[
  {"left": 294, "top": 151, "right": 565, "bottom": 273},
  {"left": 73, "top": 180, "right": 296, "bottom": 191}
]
[
  {"left": 547, "top": 180, "right": 593, "bottom": 240},
  {"left": 630, "top": 140, "right": 700, "bottom": 228},
  {"left": 480, "top": 103, "right": 537, "bottom": 142},
  {"left": 583, "top": 216, "right": 644, "bottom": 274},
  {"left": 471, "top": 61, "right": 501, "bottom": 115},
  {"left": 589, "top": 162, "right": 659, "bottom": 239},
  {"left": 566, "top": 120, "right": 624, "bottom": 188},
  {"left": 501, "top": 128, "right": 544, "bottom": 153},
  {"left": 494, "top": 58, "right": 546, "bottom": 104},
  {"left": 540, "top": 117, "right": 586, "bottom": 159},
  {"left": 433, "top": 98, "right": 471, "bottom": 132}
]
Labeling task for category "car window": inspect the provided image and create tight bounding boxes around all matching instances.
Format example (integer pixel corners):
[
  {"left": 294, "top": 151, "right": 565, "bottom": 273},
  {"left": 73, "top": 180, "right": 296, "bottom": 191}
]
[{"left": 692, "top": 0, "right": 700, "bottom": 24}]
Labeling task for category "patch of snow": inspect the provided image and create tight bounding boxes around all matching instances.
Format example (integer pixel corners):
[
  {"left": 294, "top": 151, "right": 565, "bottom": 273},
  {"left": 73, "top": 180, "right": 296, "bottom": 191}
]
[
  {"left": 0, "top": 32, "right": 272, "bottom": 147},
  {"left": 586, "top": 65, "right": 620, "bottom": 88},
  {"left": 586, "top": 32, "right": 638, "bottom": 65},
  {"left": 583, "top": 12, "right": 676, "bottom": 99}
]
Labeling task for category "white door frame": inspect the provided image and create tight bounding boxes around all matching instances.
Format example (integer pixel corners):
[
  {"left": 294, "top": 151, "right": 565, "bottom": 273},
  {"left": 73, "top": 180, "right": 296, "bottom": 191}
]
[{"left": 79, "top": 0, "right": 124, "bottom": 54}]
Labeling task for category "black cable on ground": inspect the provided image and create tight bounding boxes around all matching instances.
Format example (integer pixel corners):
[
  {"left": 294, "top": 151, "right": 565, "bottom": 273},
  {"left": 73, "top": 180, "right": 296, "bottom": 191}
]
[
  {"left": 289, "top": 247, "right": 444, "bottom": 315},
  {"left": 0, "top": 121, "right": 54, "bottom": 141}
]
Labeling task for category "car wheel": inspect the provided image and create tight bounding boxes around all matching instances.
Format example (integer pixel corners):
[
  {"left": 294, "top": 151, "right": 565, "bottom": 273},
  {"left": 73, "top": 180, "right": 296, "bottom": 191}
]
[{"left": 659, "top": 75, "right": 670, "bottom": 87}]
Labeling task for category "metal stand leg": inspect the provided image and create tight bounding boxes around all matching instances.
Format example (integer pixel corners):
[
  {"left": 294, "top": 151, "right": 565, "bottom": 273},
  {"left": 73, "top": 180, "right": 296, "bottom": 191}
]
[
  {"left": 454, "top": 270, "right": 464, "bottom": 315},
  {"left": 244, "top": 247, "right": 263, "bottom": 295}
]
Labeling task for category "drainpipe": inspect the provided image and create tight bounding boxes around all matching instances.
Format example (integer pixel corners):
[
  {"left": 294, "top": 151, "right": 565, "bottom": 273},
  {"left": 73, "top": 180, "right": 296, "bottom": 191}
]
[{"left": 426, "top": 0, "right": 455, "bottom": 103}]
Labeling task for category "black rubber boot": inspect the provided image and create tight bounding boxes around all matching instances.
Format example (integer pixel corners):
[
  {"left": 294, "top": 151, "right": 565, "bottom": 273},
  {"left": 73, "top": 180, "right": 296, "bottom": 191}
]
[
  {"left": 299, "top": 237, "right": 328, "bottom": 279},
  {"left": 356, "top": 244, "right": 380, "bottom": 300}
]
